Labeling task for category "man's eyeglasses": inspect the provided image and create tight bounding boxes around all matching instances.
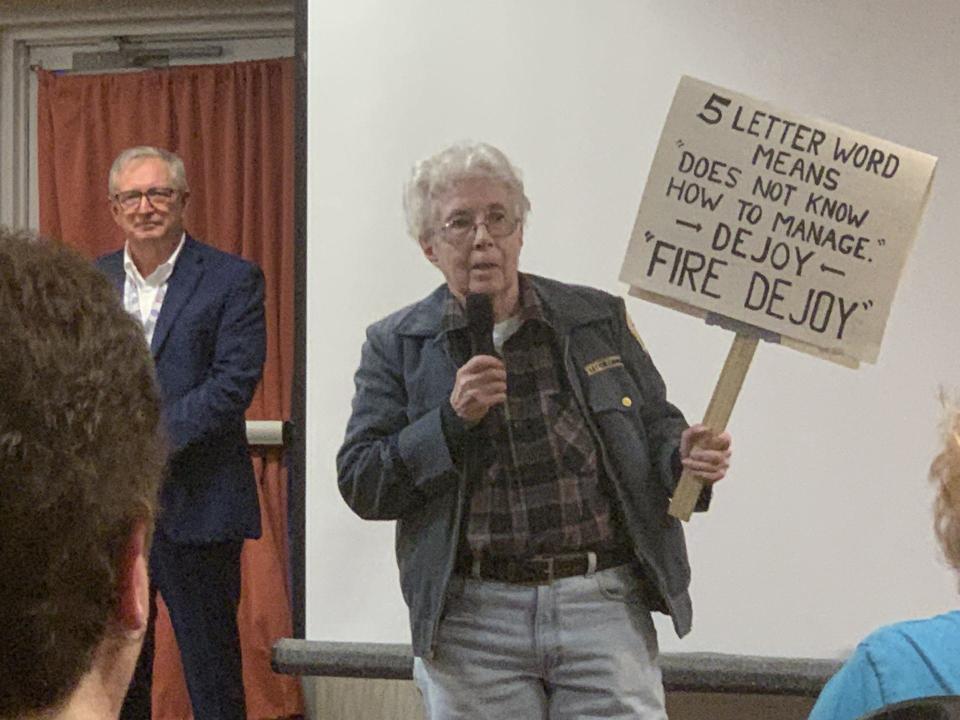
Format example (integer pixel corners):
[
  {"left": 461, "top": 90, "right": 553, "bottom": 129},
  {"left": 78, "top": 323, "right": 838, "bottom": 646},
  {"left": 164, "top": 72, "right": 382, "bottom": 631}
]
[
  {"left": 440, "top": 208, "right": 519, "bottom": 245},
  {"left": 112, "top": 187, "right": 181, "bottom": 212}
]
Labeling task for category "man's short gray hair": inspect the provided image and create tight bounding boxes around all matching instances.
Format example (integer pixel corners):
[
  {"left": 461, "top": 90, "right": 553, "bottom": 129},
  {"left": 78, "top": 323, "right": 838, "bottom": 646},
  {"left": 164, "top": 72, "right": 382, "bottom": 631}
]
[
  {"left": 108, "top": 146, "right": 189, "bottom": 195},
  {"left": 403, "top": 141, "right": 531, "bottom": 243}
]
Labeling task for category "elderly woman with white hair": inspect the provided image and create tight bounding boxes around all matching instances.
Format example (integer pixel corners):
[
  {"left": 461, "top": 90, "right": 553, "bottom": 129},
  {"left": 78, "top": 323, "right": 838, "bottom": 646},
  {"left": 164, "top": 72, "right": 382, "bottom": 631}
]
[{"left": 337, "top": 141, "right": 733, "bottom": 720}]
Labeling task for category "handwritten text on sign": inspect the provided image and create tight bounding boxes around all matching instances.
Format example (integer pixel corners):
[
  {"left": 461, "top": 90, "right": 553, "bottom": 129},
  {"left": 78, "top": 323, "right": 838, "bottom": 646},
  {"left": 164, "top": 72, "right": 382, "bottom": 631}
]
[{"left": 620, "top": 76, "right": 937, "bottom": 363}]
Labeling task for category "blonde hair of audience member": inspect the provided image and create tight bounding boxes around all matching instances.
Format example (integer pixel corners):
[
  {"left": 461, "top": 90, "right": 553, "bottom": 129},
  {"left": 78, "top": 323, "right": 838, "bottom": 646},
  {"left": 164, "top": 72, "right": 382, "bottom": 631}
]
[{"left": 931, "top": 402, "right": 960, "bottom": 579}]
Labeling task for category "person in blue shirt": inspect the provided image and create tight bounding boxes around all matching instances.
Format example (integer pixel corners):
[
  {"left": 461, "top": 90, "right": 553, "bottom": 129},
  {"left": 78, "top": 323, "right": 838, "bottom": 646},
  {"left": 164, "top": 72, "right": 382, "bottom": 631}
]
[{"left": 809, "top": 410, "right": 960, "bottom": 720}]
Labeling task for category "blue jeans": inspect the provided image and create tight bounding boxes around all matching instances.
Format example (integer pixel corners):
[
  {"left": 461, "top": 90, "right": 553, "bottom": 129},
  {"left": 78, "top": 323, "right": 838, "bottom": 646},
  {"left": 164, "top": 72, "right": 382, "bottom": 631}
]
[{"left": 413, "top": 564, "right": 666, "bottom": 719}]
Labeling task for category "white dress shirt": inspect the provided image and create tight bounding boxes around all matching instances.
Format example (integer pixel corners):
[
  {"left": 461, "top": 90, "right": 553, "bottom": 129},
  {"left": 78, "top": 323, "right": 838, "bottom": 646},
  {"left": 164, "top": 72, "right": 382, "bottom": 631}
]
[{"left": 123, "top": 233, "right": 186, "bottom": 346}]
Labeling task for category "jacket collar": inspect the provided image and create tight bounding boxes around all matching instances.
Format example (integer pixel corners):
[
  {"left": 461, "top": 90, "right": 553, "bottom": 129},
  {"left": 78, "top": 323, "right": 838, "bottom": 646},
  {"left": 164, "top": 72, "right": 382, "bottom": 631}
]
[
  {"left": 526, "top": 274, "right": 612, "bottom": 333},
  {"left": 394, "top": 273, "right": 613, "bottom": 338},
  {"left": 395, "top": 283, "right": 449, "bottom": 338},
  {"left": 149, "top": 235, "right": 204, "bottom": 356}
]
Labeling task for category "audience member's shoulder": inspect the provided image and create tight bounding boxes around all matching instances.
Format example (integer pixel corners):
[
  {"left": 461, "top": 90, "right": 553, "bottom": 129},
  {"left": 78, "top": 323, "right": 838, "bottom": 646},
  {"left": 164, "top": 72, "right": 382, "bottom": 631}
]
[
  {"left": 861, "top": 610, "right": 960, "bottom": 655},
  {"left": 846, "top": 609, "right": 960, "bottom": 694}
]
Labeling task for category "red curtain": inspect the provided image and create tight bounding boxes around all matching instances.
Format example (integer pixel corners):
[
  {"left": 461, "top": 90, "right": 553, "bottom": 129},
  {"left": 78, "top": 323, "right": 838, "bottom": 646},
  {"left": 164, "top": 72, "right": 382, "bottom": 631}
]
[{"left": 37, "top": 59, "right": 302, "bottom": 720}]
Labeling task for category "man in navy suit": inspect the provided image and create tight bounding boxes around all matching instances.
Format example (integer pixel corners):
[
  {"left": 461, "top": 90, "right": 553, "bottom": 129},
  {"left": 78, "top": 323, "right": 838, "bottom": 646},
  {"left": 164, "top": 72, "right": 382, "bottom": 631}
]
[{"left": 97, "top": 146, "right": 266, "bottom": 720}]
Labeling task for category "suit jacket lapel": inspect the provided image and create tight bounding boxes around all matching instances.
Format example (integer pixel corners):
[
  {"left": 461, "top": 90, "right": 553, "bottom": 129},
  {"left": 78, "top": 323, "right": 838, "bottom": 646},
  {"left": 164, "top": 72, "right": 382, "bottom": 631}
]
[{"left": 150, "top": 236, "right": 204, "bottom": 357}]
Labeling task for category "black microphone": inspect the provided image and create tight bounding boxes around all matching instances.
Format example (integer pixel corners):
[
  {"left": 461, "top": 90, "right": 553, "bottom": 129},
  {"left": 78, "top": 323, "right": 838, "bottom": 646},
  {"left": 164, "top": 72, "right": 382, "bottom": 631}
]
[
  {"left": 465, "top": 293, "right": 496, "bottom": 357},
  {"left": 463, "top": 293, "right": 505, "bottom": 442}
]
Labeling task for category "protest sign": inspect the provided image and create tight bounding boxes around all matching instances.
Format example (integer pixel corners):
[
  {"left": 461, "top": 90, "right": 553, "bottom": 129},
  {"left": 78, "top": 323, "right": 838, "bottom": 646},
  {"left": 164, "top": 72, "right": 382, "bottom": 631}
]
[
  {"left": 621, "top": 75, "right": 936, "bottom": 365},
  {"left": 620, "top": 76, "right": 937, "bottom": 517}
]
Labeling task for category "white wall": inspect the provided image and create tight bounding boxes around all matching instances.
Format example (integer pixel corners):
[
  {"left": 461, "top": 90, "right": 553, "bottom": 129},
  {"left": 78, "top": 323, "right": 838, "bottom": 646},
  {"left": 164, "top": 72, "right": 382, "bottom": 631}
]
[{"left": 306, "top": 0, "right": 960, "bottom": 658}]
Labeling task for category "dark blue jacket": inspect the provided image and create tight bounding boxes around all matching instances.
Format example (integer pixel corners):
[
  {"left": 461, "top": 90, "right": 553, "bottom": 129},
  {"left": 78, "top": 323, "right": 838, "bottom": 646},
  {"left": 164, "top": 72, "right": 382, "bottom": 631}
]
[
  {"left": 338, "top": 274, "right": 709, "bottom": 657},
  {"left": 97, "top": 235, "right": 265, "bottom": 543}
]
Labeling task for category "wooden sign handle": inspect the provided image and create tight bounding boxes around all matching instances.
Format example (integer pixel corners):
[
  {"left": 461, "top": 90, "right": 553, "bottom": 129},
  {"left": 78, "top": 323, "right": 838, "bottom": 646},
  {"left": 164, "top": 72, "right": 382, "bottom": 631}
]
[{"left": 668, "top": 332, "right": 759, "bottom": 521}]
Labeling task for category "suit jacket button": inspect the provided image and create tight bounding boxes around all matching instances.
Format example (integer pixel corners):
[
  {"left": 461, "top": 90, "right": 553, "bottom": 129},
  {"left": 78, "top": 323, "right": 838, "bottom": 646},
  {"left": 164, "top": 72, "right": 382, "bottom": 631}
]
[{"left": 621, "top": 396, "right": 632, "bottom": 408}]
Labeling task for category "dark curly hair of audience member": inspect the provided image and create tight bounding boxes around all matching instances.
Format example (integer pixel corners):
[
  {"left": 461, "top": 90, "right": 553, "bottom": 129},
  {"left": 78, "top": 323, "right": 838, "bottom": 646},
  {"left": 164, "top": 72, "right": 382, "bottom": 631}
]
[{"left": 0, "top": 228, "right": 166, "bottom": 717}]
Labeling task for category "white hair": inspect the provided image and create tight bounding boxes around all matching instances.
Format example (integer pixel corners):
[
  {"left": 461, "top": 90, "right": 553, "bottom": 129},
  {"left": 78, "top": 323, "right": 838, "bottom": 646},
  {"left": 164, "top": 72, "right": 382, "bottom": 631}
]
[
  {"left": 108, "top": 146, "right": 189, "bottom": 195},
  {"left": 403, "top": 141, "right": 531, "bottom": 243}
]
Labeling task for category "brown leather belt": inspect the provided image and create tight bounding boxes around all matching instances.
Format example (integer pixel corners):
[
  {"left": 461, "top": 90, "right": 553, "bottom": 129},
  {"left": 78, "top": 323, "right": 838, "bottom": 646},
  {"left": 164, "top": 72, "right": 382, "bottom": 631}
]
[{"left": 457, "top": 547, "right": 635, "bottom": 585}]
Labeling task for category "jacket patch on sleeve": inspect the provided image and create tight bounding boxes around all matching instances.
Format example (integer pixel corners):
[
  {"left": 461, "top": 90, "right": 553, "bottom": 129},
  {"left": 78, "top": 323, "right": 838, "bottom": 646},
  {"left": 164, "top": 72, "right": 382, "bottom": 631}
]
[
  {"left": 625, "top": 313, "right": 647, "bottom": 352},
  {"left": 584, "top": 355, "right": 624, "bottom": 376}
]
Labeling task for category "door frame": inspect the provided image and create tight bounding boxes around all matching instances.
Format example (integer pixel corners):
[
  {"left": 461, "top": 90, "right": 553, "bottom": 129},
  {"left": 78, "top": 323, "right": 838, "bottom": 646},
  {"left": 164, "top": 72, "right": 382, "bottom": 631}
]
[{"left": 0, "top": 1, "right": 294, "bottom": 228}]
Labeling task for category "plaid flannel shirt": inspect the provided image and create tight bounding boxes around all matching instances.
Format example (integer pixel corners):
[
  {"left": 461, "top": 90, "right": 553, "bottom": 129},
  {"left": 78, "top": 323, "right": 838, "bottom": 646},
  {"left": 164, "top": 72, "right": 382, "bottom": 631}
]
[{"left": 442, "top": 277, "right": 619, "bottom": 558}]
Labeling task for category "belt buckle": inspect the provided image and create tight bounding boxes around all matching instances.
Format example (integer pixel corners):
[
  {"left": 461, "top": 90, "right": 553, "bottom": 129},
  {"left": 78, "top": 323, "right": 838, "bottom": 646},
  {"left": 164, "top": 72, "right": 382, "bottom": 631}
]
[{"left": 531, "top": 556, "right": 555, "bottom": 583}]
